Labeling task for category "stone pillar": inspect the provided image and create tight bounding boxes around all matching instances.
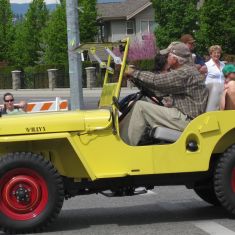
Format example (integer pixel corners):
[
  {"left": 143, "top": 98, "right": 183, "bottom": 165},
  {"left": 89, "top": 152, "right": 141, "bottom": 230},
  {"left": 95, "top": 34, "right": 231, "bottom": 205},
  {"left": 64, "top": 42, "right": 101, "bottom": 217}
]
[
  {"left": 11, "top": 70, "right": 21, "bottom": 90},
  {"left": 47, "top": 69, "right": 58, "bottom": 90},
  {"left": 85, "top": 67, "right": 96, "bottom": 89}
]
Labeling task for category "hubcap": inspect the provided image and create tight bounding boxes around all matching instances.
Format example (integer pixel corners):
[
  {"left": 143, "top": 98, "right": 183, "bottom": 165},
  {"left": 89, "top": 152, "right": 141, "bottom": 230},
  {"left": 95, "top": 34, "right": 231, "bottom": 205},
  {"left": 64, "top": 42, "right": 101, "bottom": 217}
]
[
  {"left": 15, "top": 186, "right": 30, "bottom": 203},
  {"left": 0, "top": 168, "right": 48, "bottom": 220}
]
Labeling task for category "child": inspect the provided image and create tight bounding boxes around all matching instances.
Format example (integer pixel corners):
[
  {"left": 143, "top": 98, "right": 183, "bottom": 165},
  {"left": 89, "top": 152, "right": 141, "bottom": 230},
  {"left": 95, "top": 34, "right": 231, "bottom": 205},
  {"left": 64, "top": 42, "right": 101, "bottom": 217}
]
[{"left": 220, "top": 64, "right": 235, "bottom": 110}]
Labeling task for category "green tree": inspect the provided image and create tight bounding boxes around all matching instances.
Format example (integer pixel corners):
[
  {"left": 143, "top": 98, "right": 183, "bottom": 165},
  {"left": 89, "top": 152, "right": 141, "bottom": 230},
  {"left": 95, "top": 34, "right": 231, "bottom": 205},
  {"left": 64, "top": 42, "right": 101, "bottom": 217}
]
[
  {"left": 11, "top": 0, "right": 49, "bottom": 67},
  {"left": 0, "top": 0, "right": 14, "bottom": 62},
  {"left": 79, "top": 0, "right": 98, "bottom": 42},
  {"left": 42, "top": 1, "right": 67, "bottom": 64},
  {"left": 151, "top": 0, "right": 198, "bottom": 48},
  {"left": 196, "top": 0, "right": 235, "bottom": 55},
  {"left": 10, "top": 21, "right": 26, "bottom": 66},
  {"left": 42, "top": 0, "right": 98, "bottom": 65}
]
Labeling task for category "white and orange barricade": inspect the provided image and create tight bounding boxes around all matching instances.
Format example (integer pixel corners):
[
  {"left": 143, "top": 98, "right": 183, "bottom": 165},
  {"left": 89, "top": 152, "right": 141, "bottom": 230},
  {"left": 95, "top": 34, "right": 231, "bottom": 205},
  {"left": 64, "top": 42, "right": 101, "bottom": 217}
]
[
  {"left": 27, "top": 97, "right": 68, "bottom": 113},
  {"left": 0, "top": 97, "right": 69, "bottom": 113}
]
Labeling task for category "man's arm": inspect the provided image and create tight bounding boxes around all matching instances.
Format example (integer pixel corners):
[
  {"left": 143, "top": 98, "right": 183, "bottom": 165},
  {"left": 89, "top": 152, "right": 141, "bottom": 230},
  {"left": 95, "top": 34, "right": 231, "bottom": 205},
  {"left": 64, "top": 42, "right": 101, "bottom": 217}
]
[{"left": 130, "top": 69, "right": 187, "bottom": 96}]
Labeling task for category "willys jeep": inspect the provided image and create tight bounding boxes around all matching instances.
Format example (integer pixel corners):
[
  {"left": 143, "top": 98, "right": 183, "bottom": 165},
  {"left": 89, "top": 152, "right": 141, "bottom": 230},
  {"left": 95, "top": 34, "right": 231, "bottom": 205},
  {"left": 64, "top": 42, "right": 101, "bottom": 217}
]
[{"left": 1, "top": 38, "right": 235, "bottom": 234}]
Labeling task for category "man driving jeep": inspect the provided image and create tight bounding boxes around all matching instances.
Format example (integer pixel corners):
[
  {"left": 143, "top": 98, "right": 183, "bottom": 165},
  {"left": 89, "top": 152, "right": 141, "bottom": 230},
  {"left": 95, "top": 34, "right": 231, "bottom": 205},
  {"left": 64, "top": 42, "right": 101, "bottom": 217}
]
[{"left": 120, "top": 42, "right": 208, "bottom": 146}]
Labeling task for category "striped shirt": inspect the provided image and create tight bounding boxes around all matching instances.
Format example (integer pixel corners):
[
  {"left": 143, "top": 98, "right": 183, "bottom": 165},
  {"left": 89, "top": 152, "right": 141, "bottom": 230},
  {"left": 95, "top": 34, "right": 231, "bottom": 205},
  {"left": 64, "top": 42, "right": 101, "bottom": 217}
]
[{"left": 132, "top": 64, "right": 208, "bottom": 119}]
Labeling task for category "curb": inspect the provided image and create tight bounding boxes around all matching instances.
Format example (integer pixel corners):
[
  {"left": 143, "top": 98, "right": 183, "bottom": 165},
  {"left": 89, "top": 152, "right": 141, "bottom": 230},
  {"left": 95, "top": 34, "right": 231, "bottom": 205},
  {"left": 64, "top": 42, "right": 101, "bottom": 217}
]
[{"left": 0, "top": 87, "right": 138, "bottom": 99}]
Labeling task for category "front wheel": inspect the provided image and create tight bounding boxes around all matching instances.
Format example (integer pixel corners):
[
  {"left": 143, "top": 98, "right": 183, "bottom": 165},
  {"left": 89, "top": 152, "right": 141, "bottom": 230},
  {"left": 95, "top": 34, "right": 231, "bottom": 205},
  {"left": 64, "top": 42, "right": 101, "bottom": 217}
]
[
  {"left": 0, "top": 152, "right": 64, "bottom": 234},
  {"left": 214, "top": 145, "right": 235, "bottom": 215}
]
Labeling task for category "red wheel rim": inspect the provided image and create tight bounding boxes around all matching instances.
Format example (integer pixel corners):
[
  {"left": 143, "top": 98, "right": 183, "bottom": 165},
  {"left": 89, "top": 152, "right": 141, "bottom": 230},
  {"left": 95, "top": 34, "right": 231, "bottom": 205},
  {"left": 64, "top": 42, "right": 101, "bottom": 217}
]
[
  {"left": 232, "top": 168, "right": 235, "bottom": 193},
  {"left": 0, "top": 168, "right": 48, "bottom": 220}
]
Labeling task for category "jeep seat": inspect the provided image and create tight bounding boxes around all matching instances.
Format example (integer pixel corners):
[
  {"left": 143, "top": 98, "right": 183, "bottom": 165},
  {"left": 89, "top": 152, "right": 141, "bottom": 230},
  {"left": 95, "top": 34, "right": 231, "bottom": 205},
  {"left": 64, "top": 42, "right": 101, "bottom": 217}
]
[{"left": 150, "top": 82, "right": 224, "bottom": 142}]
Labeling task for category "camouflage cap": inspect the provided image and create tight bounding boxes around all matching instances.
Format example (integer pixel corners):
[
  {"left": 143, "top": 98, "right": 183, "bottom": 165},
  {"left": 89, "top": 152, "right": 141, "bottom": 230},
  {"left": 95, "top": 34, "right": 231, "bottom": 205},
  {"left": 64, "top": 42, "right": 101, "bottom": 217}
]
[
  {"left": 169, "top": 42, "right": 191, "bottom": 59},
  {"left": 160, "top": 41, "right": 181, "bottom": 55}
]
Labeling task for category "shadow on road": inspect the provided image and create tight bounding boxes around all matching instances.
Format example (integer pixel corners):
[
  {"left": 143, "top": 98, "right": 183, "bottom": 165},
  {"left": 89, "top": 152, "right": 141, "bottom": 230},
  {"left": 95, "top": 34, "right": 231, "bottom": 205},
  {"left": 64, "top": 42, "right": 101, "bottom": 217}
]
[{"left": 47, "top": 202, "right": 231, "bottom": 232}]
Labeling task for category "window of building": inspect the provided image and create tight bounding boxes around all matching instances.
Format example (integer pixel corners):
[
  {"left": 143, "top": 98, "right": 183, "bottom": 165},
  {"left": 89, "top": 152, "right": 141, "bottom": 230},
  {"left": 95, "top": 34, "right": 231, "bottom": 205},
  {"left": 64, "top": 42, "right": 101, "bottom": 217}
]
[
  {"left": 126, "top": 21, "right": 134, "bottom": 35},
  {"left": 149, "top": 21, "right": 157, "bottom": 32},
  {"left": 141, "top": 20, "right": 157, "bottom": 33}
]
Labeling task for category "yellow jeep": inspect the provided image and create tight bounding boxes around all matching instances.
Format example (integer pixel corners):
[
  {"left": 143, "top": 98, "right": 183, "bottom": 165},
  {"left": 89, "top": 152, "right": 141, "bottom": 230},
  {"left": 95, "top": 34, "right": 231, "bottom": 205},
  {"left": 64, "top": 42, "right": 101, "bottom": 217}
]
[{"left": 0, "top": 38, "right": 235, "bottom": 234}]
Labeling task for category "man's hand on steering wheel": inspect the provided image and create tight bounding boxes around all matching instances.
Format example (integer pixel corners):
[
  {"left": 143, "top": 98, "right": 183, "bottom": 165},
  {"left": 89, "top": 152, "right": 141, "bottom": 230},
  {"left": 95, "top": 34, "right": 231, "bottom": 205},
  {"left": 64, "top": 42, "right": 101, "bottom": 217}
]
[
  {"left": 131, "top": 78, "right": 164, "bottom": 106},
  {"left": 124, "top": 65, "right": 136, "bottom": 78},
  {"left": 123, "top": 65, "right": 165, "bottom": 106}
]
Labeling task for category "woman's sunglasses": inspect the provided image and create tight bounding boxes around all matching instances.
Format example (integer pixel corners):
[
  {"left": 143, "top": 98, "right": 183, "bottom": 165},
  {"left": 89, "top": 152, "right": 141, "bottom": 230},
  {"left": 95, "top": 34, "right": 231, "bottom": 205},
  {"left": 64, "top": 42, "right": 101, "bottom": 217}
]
[{"left": 4, "top": 99, "right": 14, "bottom": 103}]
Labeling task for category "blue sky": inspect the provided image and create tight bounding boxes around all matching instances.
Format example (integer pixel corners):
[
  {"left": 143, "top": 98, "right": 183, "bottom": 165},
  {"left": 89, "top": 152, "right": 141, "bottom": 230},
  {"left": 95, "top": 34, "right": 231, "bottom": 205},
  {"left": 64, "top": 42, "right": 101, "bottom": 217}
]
[
  {"left": 10, "top": 0, "right": 58, "bottom": 3},
  {"left": 10, "top": 0, "right": 124, "bottom": 3}
]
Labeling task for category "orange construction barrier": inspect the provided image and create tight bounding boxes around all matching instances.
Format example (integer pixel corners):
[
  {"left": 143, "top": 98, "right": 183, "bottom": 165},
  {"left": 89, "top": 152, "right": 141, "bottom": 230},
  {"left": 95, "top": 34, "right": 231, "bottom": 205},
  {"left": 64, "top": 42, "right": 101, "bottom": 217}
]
[
  {"left": 27, "top": 98, "right": 68, "bottom": 112},
  {"left": 0, "top": 97, "right": 69, "bottom": 113}
]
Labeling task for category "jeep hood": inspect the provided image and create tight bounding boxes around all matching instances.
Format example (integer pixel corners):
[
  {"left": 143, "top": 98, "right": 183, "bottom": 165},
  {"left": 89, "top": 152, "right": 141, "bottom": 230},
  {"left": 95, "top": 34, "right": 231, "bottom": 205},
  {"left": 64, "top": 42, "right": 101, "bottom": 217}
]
[{"left": 0, "top": 109, "right": 112, "bottom": 136}]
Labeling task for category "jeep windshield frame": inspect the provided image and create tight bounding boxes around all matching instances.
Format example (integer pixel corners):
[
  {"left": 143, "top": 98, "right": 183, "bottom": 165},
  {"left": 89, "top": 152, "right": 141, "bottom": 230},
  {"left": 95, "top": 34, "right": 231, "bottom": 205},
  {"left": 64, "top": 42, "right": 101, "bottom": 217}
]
[
  {"left": 75, "top": 38, "right": 130, "bottom": 108},
  {"left": 75, "top": 38, "right": 130, "bottom": 134}
]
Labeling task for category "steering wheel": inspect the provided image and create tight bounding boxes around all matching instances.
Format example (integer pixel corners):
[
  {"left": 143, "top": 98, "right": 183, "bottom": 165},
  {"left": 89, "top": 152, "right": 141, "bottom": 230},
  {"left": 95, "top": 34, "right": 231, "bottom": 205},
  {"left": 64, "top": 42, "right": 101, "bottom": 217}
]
[
  {"left": 131, "top": 79, "right": 164, "bottom": 106},
  {"left": 118, "top": 78, "right": 164, "bottom": 122}
]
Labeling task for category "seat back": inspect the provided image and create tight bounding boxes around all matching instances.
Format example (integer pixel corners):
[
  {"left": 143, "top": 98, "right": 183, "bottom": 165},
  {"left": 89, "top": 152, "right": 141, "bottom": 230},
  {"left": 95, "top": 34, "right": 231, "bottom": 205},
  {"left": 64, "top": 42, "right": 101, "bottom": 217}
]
[
  {"left": 150, "top": 82, "right": 224, "bottom": 143},
  {"left": 205, "top": 82, "right": 224, "bottom": 111}
]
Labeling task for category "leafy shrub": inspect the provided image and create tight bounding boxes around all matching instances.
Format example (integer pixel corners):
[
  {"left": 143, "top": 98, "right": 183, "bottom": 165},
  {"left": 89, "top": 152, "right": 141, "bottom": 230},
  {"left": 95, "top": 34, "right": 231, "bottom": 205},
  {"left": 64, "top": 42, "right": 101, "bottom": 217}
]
[
  {"left": 223, "top": 54, "right": 235, "bottom": 63},
  {"left": 128, "top": 33, "right": 158, "bottom": 62},
  {"left": 134, "top": 59, "right": 155, "bottom": 71}
]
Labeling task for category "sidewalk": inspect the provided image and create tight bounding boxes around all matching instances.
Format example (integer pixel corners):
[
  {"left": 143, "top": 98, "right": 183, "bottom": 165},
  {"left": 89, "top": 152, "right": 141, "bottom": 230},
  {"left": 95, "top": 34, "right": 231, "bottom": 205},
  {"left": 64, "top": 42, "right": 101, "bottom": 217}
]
[{"left": 0, "top": 87, "right": 138, "bottom": 99}]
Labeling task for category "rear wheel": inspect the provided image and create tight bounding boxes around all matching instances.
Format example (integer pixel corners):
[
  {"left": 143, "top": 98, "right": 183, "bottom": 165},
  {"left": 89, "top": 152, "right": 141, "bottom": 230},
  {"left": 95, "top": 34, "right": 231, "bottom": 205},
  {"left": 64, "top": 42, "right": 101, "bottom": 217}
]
[
  {"left": 214, "top": 145, "right": 235, "bottom": 215},
  {"left": 0, "top": 152, "right": 64, "bottom": 234},
  {"left": 194, "top": 186, "right": 220, "bottom": 206}
]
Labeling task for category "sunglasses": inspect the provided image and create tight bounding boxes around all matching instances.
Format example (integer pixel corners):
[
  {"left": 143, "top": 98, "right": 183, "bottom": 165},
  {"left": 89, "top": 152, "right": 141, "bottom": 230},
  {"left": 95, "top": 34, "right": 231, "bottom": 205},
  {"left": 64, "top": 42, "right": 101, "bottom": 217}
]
[{"left": 4, "top": 99, "right": 14, "bottom": 103}]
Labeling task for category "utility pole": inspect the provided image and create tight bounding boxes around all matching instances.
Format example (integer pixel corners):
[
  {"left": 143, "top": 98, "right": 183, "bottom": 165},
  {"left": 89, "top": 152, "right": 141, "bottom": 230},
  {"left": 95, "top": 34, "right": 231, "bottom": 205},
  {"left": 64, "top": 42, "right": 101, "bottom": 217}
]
[{"left": 66, "top": 0, "right": 84, "bottom": 110}]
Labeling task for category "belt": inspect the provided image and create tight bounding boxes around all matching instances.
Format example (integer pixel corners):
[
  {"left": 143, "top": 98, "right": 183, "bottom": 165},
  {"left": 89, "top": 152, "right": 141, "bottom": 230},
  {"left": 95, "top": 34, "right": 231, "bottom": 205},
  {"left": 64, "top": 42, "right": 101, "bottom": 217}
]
[{"left": 186, "top": 115, "right": 193, "bottom": 121}]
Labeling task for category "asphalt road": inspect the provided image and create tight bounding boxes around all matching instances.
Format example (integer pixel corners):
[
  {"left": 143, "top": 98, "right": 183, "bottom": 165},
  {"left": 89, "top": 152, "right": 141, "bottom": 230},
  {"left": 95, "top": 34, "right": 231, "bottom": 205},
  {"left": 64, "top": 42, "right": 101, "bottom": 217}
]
[{"left": 1, "top": 186, "right": 234, "bottom": 235}]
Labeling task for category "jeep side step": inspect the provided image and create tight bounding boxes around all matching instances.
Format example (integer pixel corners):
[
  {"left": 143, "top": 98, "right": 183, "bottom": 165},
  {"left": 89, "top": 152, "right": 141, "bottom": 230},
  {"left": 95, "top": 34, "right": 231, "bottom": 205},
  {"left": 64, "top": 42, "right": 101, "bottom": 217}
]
[{"left": 100, "top": 187, "right": 148, "bottom": 197}]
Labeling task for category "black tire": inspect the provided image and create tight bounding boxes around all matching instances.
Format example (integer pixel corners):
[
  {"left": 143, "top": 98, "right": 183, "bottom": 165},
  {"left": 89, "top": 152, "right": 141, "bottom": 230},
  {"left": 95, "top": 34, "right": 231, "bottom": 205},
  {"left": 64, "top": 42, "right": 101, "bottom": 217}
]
[
  {"left": 0, "top": 152, "right": 64, "bottom": 234},
  {"left": 214, "top": 145, "right": 235, "bottom": 215},
  {"left": 194, "top": 186, "right": 220, "bottom": 206}
]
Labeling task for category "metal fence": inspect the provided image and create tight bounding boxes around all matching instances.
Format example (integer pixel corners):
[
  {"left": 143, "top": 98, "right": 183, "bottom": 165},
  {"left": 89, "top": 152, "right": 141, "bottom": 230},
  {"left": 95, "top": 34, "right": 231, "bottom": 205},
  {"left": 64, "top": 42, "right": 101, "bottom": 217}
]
[
  {"left": 0, "top": 70, "right": 70, "bottom": 89},
  {"left": 56, "top": 69, "right": 70, "bottom": 88},
  {"left": 0, "top": 66, "right": 119, "bottom": 89},
  {"left": 22, "top": 72, "right": 48, "bottom": 89},
  {"left": 0, "top": 72, "right": 12, "bottom": 89}
]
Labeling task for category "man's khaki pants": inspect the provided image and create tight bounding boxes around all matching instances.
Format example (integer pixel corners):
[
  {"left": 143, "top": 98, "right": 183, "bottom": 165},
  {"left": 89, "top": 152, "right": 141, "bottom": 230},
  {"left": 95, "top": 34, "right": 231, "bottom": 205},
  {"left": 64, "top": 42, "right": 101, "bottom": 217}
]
[{"left": 120, "top": 100, "right": 190, "bottom": 146}]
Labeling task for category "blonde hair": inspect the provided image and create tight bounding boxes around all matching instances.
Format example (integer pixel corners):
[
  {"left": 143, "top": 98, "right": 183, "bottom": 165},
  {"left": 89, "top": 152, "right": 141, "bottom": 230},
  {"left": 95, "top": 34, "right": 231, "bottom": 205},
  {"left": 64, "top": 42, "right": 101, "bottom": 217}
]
[{"left": 209, "top": 45, "right": 222, "bottom": 55}]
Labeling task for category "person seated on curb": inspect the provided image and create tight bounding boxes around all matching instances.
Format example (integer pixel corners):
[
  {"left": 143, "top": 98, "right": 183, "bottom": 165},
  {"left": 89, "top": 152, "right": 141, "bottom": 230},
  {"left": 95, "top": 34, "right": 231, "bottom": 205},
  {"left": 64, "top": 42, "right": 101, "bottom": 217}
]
[
  {"left": 119, "top": 42, "right": 208, "bottom": 146},
  {"left": 1, "top": 92, "right": 27, "bottom": 115},
  {"left": 220, "top": 64, "right": 235, "bottom": 110}
]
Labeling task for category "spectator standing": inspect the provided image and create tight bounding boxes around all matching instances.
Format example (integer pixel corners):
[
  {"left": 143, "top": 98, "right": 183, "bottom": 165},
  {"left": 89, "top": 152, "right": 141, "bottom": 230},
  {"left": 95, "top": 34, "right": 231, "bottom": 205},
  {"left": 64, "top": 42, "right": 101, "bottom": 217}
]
[
  {"left": 202, "top": 45, "right": 225, "bottom": 84},
  {"left": 180, "top": 34, "right": 205, "bottom": 69}
]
